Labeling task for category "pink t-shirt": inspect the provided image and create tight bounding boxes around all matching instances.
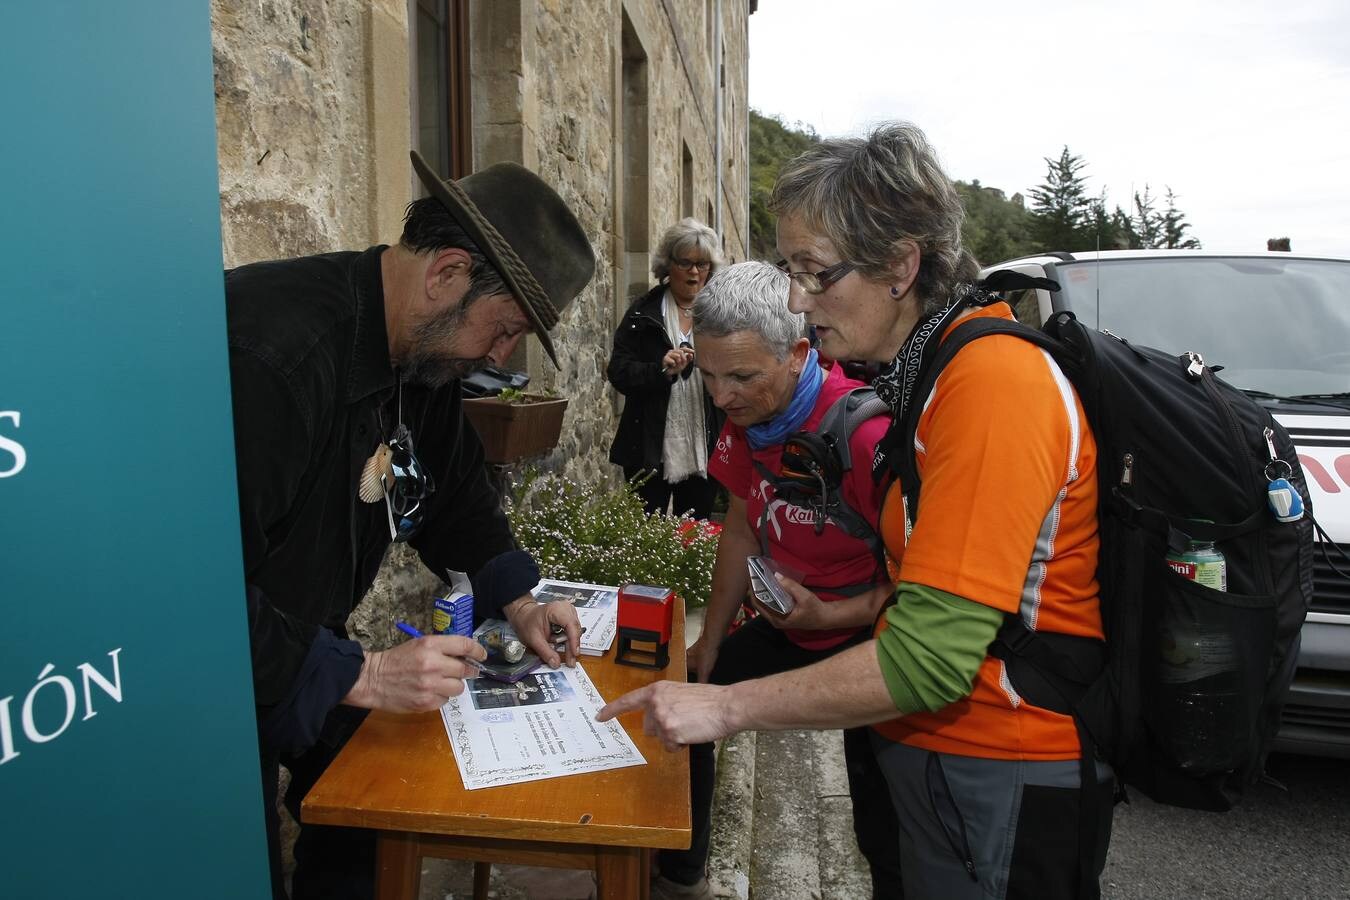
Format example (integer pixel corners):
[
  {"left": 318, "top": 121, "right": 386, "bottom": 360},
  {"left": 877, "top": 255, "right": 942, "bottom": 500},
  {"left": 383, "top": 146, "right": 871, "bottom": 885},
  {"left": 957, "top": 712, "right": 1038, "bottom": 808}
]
[{"left": 709, "top": 364, "right": 891, "bottom": 650}]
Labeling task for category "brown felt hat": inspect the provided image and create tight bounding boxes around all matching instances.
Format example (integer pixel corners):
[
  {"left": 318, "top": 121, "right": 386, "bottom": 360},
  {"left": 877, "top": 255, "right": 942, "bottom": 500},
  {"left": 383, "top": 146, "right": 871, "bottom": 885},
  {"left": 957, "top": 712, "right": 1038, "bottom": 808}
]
[{"left": 410, "top": 151, "right": 595, "bottom": 368}]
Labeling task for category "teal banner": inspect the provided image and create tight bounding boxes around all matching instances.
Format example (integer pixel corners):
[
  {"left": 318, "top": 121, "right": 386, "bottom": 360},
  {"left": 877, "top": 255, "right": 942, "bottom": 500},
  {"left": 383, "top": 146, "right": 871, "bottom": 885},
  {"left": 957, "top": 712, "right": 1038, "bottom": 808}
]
[{"left": 1, "top": 3, "right": 269, "bottom": 897}]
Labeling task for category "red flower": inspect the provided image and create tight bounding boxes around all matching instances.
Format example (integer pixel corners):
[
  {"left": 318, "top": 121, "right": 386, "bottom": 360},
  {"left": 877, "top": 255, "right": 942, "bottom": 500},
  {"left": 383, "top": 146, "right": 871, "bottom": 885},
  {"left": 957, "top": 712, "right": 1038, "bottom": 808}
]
[{"left": 676, "top": 519, "right": 723, "bottom": 546}]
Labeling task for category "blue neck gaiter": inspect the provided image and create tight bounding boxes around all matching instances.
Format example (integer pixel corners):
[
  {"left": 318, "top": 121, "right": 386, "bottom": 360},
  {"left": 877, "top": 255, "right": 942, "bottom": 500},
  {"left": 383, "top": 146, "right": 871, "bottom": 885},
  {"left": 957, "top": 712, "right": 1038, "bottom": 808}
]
[{"left": 746, "top": 350, "right": 824, "bottom": 450}]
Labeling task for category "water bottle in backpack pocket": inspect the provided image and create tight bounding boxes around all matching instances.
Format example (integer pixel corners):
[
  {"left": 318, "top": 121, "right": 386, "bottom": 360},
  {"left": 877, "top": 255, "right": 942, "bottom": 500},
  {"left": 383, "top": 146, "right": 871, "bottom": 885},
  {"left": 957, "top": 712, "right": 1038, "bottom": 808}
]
[{"left": 1145, "top": 559, "right": 1277, "bottom": 775}]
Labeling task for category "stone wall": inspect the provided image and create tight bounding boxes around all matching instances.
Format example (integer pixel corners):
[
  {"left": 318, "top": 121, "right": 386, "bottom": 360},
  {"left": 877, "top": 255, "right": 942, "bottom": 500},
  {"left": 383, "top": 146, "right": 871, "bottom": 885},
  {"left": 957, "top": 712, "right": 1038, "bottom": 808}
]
[
  {"left": 212, "top": 0, "right": 434, "bottom": 649},
  {"left": 478, "top": 0, "right": 753, "bottom": 491},
  {"left": 212, "top": 0, "right": 752, "bottom": 648},
  {"left": 212, "top": 0, "right": 411, "bottom": 267}
]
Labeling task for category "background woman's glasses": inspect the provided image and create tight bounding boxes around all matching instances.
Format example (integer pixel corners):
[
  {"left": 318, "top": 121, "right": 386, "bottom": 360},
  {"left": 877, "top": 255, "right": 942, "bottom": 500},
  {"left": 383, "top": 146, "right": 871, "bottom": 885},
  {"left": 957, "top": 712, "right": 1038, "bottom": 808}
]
[{"left": 672, "top": 258, "right": 712, "bottom": 272}]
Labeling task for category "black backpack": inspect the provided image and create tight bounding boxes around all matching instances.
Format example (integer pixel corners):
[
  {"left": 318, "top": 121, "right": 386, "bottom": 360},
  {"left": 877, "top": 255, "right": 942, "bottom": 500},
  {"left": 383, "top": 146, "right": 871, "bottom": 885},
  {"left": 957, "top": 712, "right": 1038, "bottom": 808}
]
[
  {"left": 754, "top": 387, "right": 890, "bottom": 569},
  {"left": 879, "top": 308, "right": 1315, "bottom": 816}
]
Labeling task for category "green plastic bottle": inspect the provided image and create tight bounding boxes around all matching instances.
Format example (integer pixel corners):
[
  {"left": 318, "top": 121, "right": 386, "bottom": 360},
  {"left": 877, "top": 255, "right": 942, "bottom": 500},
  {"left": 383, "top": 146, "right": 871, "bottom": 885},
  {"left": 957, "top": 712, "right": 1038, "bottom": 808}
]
[{"left": 1166, "top": 539, "right": 1227, "bottom": 591}]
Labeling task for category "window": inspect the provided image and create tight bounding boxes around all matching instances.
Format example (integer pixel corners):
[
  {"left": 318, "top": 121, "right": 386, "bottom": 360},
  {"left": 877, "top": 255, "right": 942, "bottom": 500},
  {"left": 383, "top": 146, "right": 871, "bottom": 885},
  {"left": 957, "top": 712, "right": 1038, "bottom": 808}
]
[
  {"left": 620, "top": 10, "right": 650, "bottom": 301},
  {"left": 411, "top": 0, "right": 471, "bottom": 184}
]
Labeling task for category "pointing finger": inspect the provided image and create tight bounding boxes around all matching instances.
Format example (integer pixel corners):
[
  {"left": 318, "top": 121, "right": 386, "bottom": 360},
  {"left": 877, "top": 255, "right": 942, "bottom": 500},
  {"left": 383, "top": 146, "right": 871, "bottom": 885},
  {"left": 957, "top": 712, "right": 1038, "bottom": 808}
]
[{"left": 596, "top": 686, "right": 650, "bottom": 722}]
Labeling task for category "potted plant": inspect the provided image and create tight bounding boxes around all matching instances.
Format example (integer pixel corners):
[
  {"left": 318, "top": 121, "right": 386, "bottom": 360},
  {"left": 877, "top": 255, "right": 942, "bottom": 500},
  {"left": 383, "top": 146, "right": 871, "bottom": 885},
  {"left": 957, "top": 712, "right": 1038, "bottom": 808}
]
[{"left": 462, "top": 387, "right": 569, "bottom": 464}]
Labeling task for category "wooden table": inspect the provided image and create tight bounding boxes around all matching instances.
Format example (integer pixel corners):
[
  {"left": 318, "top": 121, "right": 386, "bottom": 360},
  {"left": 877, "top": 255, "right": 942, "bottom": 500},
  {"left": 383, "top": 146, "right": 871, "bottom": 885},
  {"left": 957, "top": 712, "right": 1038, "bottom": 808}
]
[{"left": 302, "top": 601, "right": 689, "bottom": 900}]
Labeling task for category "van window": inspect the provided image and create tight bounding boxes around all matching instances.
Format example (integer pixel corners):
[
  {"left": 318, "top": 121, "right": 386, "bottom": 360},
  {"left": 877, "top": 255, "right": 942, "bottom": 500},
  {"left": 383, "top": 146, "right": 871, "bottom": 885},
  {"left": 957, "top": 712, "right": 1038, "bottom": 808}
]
[{"left": 1054, "top": 257, "right": 1350, "bottom": 396}]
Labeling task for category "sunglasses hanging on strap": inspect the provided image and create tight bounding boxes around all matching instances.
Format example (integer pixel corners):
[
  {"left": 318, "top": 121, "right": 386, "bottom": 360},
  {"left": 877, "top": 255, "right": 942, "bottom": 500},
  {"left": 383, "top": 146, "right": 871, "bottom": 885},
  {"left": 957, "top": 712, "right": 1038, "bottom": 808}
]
[{"left": 358, "top": 375, "right": 435, "bottom": 542}]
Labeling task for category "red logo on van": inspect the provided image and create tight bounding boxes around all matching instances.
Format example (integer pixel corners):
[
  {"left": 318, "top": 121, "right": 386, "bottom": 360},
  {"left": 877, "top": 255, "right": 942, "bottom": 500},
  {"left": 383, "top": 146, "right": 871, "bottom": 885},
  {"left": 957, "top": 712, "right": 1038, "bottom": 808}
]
[{"left": 1298, "top": 452, "right": 1350, "bottom": 494}]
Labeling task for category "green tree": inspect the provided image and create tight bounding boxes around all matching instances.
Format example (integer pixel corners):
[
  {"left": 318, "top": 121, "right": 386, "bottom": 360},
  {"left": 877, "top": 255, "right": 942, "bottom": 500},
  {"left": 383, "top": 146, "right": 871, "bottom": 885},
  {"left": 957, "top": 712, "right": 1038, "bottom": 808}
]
[
  {"left": 746, "top": 123, "right": 1204, "bottom": 263},
  {"left": 748, "top": 110, "right": 818, "bottom": 259},
  {"left": 1132, "top": 186, "right": 1163, "bottom": 249},
  {"left": 1160, "top": 187, "right": 1201, "bottom": 249},
  {"left": 1028, "top": 146, "right": 1093, "bottom": 252},
  {"left": 1110, "top": 203, "right": 1138, "bottom": 250},
  {"left": 956, "top": 179, "right": 1036, "bottom": 265},
  {"left": 1082, "top": 189, "right": 1133, "bottom": 251}
]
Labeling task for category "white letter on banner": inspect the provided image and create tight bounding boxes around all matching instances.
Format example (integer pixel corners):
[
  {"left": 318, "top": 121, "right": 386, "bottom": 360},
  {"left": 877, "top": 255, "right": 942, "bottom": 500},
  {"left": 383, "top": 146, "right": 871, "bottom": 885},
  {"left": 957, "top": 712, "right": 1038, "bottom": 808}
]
[
  {"left": 78, "top": 648, "right": 124, "bottom": 720},
  {"left": 0, "top": 696, "right": 18, "bottom": 764},
  {"left": 22, "top": 663, "right": 77, "bottom": 743},
  {"left": 0, "top": 411, "right": 25, "bottom": 478}
]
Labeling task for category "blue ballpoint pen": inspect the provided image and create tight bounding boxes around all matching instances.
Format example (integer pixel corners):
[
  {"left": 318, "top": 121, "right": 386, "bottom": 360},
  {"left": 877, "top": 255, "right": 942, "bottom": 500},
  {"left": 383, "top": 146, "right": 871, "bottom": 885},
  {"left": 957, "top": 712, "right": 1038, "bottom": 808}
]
[{"left": 396, "top": 620, "right": 483, "bottom": 674}]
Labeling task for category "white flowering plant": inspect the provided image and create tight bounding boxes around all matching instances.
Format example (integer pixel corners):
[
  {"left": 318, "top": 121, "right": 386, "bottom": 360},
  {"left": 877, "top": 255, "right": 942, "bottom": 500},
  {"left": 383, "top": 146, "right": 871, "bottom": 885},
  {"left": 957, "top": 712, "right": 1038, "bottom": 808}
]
[{"left": 505, "top": 471, "right": 720, "bottom": 608}]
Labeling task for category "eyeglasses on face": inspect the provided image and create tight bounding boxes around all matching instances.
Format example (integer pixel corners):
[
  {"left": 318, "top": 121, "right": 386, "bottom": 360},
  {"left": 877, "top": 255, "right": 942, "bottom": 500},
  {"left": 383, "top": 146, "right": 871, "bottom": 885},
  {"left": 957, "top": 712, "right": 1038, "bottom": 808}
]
[
  {"left": 383, "top": 436, "right": 435, "bottom": 542},
  {"left": 775, "top": 258, "right": 856, "bottom": 295},
  {"left": 672, "top": 257, "right": 712, "bottom": 272}
]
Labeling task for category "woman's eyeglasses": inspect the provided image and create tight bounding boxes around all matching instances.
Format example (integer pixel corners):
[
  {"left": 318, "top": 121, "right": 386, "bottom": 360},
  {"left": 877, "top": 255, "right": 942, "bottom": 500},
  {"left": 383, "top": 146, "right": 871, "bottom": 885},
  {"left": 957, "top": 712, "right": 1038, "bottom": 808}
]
[
  {"left": 672, "top": 258, "right": 712, "bottom": 272},
  {"left": 776, "top": 258, "right": 855, "bottom": 295}
]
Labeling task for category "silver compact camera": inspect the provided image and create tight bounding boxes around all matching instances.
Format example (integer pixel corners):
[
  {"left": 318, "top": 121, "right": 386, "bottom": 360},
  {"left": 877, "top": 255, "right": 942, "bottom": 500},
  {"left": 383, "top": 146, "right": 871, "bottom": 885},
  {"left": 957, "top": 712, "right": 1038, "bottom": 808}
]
[{"left": 747, "top": 555, "right": 796, "bottom": 615}]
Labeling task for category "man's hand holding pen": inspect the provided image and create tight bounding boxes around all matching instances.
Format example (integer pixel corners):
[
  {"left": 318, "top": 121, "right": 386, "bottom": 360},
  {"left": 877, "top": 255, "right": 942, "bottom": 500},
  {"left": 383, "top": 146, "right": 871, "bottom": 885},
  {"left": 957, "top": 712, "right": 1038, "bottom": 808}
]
[{"left": 342, "top": 625, "right": 487, "bottom": 713}]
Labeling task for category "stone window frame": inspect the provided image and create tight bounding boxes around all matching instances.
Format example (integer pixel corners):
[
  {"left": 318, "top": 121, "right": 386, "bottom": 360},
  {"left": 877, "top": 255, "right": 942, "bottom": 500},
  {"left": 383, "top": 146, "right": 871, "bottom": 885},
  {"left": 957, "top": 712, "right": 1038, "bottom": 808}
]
[{"left": 409, "top": 0, "right": 473, "bottom": 182}]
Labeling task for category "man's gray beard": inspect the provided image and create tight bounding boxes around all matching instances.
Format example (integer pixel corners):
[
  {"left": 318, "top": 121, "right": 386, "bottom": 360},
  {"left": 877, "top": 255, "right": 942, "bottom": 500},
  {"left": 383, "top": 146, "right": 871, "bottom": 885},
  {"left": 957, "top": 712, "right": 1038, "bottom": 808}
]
[{"left": 400, "top": 304, "right": 490, "bottom": 388}]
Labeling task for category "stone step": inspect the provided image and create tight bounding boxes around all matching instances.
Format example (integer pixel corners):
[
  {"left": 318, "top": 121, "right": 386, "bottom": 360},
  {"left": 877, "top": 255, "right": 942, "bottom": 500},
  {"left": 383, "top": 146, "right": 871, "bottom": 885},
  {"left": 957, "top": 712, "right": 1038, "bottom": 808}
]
[{"left": 707, "top": 727, "right": 871, "bottom": 900}]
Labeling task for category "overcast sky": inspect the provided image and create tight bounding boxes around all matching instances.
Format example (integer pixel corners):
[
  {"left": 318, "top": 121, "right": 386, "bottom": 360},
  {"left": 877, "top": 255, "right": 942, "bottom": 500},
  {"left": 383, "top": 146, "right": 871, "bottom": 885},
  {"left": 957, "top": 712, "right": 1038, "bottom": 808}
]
[{"left": 748, "top": 0, "right": 1350, "bottom": 256}]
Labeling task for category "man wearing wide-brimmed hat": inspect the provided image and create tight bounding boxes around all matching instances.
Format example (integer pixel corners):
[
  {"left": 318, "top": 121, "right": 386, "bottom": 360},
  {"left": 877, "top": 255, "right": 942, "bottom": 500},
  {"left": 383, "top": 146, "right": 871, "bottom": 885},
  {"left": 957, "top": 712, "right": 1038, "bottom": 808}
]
[{"left": 224, "top": 151, "right": 595, "bottom": 899}]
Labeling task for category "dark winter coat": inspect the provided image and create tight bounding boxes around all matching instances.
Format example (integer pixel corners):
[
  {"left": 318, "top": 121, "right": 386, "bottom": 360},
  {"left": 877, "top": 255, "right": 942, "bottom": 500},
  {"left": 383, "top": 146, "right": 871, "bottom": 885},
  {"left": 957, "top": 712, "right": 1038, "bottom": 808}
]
[
  {"left": 226, "top": 246, "right": 536, "bottom": 752},
  {"left": 606, "top": 284, "right": 723, "bottom": 472}
]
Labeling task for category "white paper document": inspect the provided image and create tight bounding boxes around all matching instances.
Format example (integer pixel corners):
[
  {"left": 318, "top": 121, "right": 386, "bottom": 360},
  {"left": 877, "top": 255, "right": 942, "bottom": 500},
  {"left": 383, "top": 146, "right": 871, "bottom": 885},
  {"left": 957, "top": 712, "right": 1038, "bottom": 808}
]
[
  {"left": 530, "top": 578, "right": 620, "bottom": 656},
  {"left": 440, "top": 662, "right": 646, "bottom": 790}
]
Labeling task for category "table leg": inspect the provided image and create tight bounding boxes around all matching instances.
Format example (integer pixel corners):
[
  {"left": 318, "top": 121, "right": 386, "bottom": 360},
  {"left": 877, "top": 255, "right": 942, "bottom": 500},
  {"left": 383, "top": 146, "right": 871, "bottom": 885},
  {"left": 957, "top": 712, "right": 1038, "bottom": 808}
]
[
  {"left": 595, "top": 845, "right": 643, "bottom": 900},
  {"left": 375, "top": 832, "right": 422, "bottom": 900},
  {"left": 473, "top": 861, "right": 491, "bottom": 900}
]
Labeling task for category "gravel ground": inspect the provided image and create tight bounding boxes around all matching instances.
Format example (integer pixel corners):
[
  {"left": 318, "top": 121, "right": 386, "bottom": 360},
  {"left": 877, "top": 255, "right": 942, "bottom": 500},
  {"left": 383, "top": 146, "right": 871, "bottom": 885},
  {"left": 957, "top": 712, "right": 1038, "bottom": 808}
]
[{"left": 1102, "top": 753, "right": 1350, "bottom": 900}]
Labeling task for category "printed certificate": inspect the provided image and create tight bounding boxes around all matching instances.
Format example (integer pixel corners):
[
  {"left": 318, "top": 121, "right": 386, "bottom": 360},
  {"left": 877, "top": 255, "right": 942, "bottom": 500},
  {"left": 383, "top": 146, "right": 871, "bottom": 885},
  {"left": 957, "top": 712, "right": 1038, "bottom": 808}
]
[{"left": 440, "top": 662, "right": 646, "bottom": 790}]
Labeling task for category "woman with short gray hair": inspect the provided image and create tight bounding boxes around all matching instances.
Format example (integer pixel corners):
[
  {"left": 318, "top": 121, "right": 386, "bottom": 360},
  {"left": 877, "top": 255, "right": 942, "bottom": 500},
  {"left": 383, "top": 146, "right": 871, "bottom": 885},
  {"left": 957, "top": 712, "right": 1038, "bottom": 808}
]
[
  {"left": 607, "top": 218, "right": 726, "bottom": 517},
  {"left": 650, "top": 259, "right": 902, "bottom": 900},
  {"left": 689, "top": 258, "right": 802, "bottom": 356}
]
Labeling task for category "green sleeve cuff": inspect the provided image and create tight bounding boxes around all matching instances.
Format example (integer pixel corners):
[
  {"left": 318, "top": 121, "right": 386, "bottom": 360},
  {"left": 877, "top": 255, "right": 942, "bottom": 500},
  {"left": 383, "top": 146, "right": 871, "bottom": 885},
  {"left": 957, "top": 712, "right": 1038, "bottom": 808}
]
[{"left": 875, "top": 583, "right": 1006, "bottom": 715}]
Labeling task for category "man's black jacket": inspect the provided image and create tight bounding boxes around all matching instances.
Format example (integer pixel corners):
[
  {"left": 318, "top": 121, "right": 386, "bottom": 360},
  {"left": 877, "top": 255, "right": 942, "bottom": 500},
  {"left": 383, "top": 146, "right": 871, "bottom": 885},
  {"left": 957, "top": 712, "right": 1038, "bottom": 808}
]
[{"left": 226, "top": 246, "right": 532, "bottom": 751}]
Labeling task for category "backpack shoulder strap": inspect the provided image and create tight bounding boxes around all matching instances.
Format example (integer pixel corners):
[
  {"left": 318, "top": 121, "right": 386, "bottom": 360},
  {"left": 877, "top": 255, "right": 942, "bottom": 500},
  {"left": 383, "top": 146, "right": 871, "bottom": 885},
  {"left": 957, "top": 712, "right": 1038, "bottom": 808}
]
[
  {"left": 877, "top": 316, "right": 1067, "bottom": 520},
  {"left": 820, "top": 386, "right": 890, "bottom": 473},
  {"left": 815, "top": 387, "right": 887, "bottom": 558}
]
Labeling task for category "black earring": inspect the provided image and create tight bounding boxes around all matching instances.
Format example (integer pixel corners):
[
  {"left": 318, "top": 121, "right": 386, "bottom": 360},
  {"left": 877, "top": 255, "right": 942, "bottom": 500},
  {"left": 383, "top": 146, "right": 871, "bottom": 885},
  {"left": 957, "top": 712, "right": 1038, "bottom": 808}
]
[{"left": 889, "top": 286, "right": 900, "bottom": 298}]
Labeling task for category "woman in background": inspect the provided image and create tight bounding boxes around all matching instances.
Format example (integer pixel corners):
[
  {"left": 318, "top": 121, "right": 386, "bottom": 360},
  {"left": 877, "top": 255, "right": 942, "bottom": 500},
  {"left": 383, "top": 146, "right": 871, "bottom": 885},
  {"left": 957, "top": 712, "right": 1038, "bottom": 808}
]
[{"left": 607, "top": 218, "right": 725, "bottom": 517}]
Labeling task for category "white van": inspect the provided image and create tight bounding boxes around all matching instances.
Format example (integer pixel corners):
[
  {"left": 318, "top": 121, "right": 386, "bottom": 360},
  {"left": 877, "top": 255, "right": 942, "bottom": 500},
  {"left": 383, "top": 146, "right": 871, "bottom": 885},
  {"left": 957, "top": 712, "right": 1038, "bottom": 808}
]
[{"left": 982, "top": 250, "right": 1350, "bottom": 758}]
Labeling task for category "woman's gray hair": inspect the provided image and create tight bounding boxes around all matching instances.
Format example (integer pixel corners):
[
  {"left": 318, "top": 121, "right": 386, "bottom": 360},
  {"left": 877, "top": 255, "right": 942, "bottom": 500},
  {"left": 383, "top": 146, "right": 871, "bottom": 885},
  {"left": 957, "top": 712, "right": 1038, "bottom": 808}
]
[
  {"left": 769, "top": 121, "right": 979, "bottom": 313},
  {"left": 693, "top": 261, "right": 805, "bottom": 359},
  {"left": 651, "top": 217, "right": 725, "bottom": 282}
]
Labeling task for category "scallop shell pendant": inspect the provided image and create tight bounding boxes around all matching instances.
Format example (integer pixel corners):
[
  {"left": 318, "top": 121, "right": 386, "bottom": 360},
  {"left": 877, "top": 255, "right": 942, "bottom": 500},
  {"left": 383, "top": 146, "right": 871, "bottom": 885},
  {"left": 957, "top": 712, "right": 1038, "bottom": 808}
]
[{"left": 359, "top": 443, "right": 394, "bottom": 503}]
